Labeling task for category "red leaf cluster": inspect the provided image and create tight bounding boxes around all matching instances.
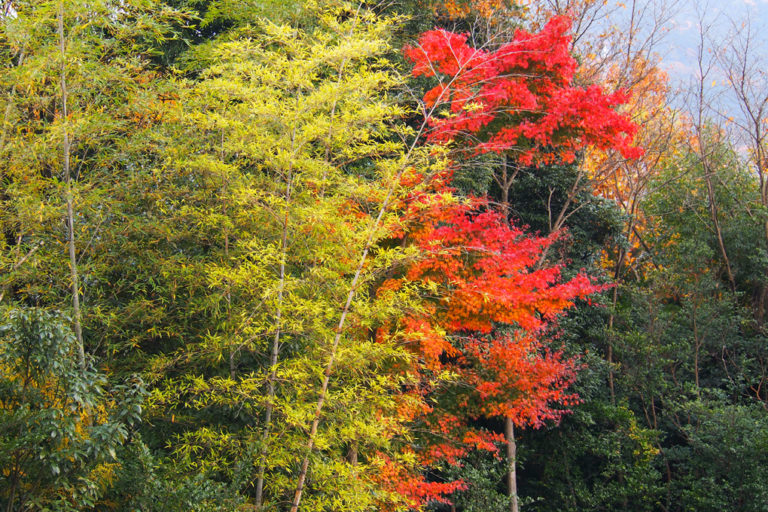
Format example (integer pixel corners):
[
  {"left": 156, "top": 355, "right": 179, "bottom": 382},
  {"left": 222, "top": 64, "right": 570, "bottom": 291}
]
[
  {"left": 374, "top": 453, "right": 468, "bottom": 510},
  {"left": 378, "top": 198, "right": 602, "bottom": 506},
  {"left": 405, "top": 16, "right": 643, "bottom": 165},
  {"left": 463, "top": 332, "right": 581, "bottom": 427}
]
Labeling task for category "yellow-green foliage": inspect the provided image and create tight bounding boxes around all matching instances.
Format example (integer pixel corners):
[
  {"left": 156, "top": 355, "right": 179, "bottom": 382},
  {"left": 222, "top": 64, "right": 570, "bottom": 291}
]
[
  {"left": 143, "top": 3, "right": 440, "bottom": 510},
  {"left": 1, "top": 1, "right": 444, "bottom": 509}
]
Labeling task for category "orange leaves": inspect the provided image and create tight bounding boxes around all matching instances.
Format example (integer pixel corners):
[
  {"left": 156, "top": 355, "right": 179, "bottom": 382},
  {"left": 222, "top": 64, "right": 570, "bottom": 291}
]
[
  {"left": 374, "top": 453, "right": 468, "bottom": 510},
  {"left": 434, "top": 0, "right": 520, "bottom": 19},
  {"left": 423, "top": 84, "right": 448, "bottom": 108},
  {"left": 461, "top": 429, "right": 505, "bottom": 452},
  {"left": 378, "top": 194, "right": 601, "bottom": 498},
  {"left": 463, "top": 332, "right": 581, "bottom": 427},
  {"left": 399, "top": 200, "right": 598, "bottom": 334},
  {"left": 402, "top": 316, "right": 458, "bottom": 367}
]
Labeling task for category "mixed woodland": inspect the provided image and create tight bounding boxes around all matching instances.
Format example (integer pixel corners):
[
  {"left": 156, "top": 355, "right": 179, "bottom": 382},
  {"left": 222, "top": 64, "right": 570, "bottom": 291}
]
[{"left": 1, "top": 0, "right": 768, "bottom": 510}]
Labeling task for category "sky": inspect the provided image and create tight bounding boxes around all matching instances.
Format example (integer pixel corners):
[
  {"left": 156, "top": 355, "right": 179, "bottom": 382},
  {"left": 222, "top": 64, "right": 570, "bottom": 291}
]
[
  {"left": 656, "top": 0, "right": 768, "bottom": 85},
  {"left": 589, "top": 0, "right": 768, "bottom": 123}
]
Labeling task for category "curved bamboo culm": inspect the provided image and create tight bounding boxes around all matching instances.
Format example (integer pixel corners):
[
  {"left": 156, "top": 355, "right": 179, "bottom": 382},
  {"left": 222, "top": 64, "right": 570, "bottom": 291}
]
[
  {"left": 58, "top": 1, "right": 85, "bottom": 372},
  {"left": 287, "top": 57, "right": 466, "bottom": 512},
  {"left": 284, "top": 4, "right": 481, "bottom": 507},
  {"left": 254, "top": 160, "right": 293, "bottom": 509}
]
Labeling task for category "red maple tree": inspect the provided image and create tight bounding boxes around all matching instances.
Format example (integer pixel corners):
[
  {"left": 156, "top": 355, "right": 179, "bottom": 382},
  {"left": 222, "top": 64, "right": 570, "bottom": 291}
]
[
  {"left": 371, "top": 197, "right": 601, "bottom": 508},
  {"left": 370, "top": 15, "right": 640, "bottom": 509}
]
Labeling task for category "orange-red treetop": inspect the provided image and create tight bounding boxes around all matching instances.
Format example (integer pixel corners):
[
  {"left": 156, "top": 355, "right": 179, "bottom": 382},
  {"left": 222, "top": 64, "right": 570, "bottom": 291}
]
[
  {"left": 405, "top": 16, "right": 643, "bottom": 166},
  {"left": 393, "top": 198, "right": 599, "bottom": 426},
  {"left": 371, "top": 16, "right": 641, "bottom": 508}
]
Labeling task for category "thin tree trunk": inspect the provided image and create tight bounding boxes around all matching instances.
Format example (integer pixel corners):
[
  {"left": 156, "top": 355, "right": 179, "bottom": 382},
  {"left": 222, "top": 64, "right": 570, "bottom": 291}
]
[
  {"left": 318, "top": 3, "right": 361, "bottom": 199},
  {"left": 702, "top": 167, "right": 736, "bottom": 292},
  {"left": 663, "top": 450, "right": 672, "bottom": 512},
  {"left": 607, "top": 328, "right": 616, "bottom": 404},
  {"left": 289, "top": 203, "right": 386, "bottom": 512},
  {"left": 0, "top": 50, "right": 24, "bottom": 158},
  {"left": 346, "top": 443, "right": 358, "bottom": 465},
  {"left": 606, "top": 209, "right": 636, "bottom": 405},
  {"left": 254, "top": 159, "right": 294, "bottom": 509},
  {"left": 58, "top": 3, "right": 85, "bottom": 371},
  {"left": 498, "top": 158, "right": 522, "bottom": 512},
  {"left": 218, "top": 129, "right": 237, "bottom": 381},
  {"left": 506, "top": 417, "right": 519, "bottom": 512},
  {"left": 692, "top": 20, "right": 736, "bottom": 295},
  {"left": 280, "top": 17, "right": 362, "bottom": 505},
  {"left": 493, "top": 154, "right": 520, "bottom": 221},
  {"left": 289, "top": 135, "right": 436, "bottom": 509},
  {"left": 756, "top": 152, "right": 768, "bottom": 324},
  {"left": 536, "top": 170, "right": 584, "bottom": 268},
  {"left": 692, "top": 301, "right": 701, "bottom": 393},
  {"left": 607, "top": 260, "right": 623, "bottom": 407}
]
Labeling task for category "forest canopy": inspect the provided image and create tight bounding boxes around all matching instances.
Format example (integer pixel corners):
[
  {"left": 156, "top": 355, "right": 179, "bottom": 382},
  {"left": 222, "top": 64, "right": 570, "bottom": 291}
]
[{"left": 1, "top": 1, "right": 767, "bottom": 511}]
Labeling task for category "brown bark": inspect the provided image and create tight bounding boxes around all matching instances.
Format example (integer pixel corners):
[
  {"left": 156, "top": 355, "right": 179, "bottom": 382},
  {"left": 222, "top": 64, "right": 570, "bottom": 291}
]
[
  {"left": 691, "top": 301, "right": 701, "bottom": 394},
  {"left": 702, "top": 166, "right": 736, "bottom": 292},
  {"left": 494, "top": 154, "right": 519, "bottom": 220},
  {"left": 690, "top": 10, "right": 736, "bottom": 294},
  {"left": 506, "top": 417, "right": 519, "bottom": 512}
]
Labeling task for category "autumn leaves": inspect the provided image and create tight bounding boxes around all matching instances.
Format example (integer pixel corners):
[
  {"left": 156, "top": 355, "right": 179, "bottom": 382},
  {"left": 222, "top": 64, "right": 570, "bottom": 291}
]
[{"left": 0, "top": 2, "right": 642, "bottom": 510}]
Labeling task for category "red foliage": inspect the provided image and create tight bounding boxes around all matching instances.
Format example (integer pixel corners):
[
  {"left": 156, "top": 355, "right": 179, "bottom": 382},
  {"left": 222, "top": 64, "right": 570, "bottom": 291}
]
[
  {"left": 405, "top": 16, "right": 643, "bottom": 165},
  {"left": 462, "top": 332, "right": 582, "bottom": 427},
  {"left": 377, "top": 198, "right": 602, "bottom": 506},
  {"left": 375, "top": 453, "right": 468, "bottom": 510},
  {"left": 376, "top": 14, "right": 640, "bottom": 508},
  {"left": 403, "top": 200, "right": 596, "bottom": 335}
]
